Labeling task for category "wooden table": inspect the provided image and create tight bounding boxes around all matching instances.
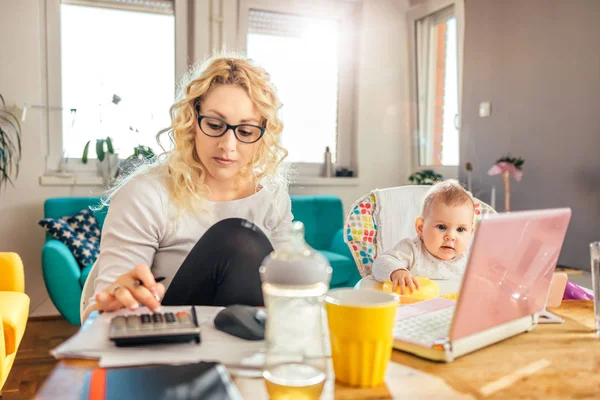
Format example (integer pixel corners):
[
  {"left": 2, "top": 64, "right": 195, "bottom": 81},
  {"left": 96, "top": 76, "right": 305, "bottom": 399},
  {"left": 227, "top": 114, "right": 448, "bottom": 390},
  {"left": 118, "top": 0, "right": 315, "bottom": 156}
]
[{"left": 36, "top": 301, "right": 599, "bottom": 399}]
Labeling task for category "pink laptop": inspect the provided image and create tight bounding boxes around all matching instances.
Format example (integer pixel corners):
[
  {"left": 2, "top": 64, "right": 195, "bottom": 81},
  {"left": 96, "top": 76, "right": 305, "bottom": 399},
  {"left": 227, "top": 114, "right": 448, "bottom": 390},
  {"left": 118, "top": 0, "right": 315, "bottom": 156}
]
[{"left": 392, "top": 208, "right": 572, "bottom": 362}]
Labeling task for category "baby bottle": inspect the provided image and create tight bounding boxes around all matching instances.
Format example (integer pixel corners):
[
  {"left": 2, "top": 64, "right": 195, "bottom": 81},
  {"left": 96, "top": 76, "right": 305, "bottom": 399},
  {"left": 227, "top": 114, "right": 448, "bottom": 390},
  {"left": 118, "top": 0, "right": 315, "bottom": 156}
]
[{"left": 260, "top": 221, "right": 332, "bottom": 400}]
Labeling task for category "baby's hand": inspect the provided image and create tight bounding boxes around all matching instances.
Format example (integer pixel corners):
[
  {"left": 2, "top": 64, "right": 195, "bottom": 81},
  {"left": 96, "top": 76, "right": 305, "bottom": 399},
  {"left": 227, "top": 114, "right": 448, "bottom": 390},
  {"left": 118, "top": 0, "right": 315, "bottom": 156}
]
[{"left": 389, "top": 269, "right": 420, "bottom": 295}]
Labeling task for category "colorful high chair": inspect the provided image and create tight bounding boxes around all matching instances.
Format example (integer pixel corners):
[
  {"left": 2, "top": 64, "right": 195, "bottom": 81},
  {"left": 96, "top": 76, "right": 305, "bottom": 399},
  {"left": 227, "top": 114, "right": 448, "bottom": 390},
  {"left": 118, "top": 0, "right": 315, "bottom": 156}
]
[{"left": 343, "top": 185, "right": 496, "bottom": 303}]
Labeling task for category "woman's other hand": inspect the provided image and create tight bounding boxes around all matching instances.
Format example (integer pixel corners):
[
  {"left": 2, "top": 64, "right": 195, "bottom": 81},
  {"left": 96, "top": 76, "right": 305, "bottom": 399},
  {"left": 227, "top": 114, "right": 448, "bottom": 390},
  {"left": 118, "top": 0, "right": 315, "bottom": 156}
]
[{"left": 95, "top": 264, "right": 165, "bottom": 314}]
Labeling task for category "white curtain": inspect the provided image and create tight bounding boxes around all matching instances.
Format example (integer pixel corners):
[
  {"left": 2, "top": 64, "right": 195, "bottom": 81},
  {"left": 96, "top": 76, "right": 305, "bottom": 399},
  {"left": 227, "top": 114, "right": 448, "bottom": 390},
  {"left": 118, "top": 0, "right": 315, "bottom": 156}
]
[
  {"left": 416, "top": 14, "right": 435, "bottom": 166},
  {"left": 415, "top": 6, "right": 454, "bottom": 166}
]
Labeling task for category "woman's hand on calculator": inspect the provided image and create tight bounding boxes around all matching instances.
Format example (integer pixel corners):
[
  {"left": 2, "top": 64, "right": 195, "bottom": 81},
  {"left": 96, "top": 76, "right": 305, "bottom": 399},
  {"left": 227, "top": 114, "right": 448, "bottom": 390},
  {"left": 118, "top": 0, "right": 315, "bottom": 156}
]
[{"left": 96, "top": 264, "right": 165, "bottom": 314}]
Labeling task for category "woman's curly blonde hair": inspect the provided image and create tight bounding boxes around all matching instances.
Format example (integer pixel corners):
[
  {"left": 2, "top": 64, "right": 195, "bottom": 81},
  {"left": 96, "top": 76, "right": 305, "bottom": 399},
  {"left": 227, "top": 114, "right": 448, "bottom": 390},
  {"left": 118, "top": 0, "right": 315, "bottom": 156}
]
[{"left": 106, "top": 54, "right": 289, "bottom": 214}]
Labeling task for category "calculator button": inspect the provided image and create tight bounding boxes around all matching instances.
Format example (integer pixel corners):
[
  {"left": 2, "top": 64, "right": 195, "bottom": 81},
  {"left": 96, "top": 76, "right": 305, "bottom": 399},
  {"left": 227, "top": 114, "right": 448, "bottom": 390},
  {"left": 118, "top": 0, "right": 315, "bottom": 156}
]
[
  {"left": 165, "top": 312, "right": 176, "bottom": 323},
  {"left": 112, "top": 316, "right": 127, "bottom": 331},
  {"left": 177, "top": 312, "right": 191, "bottom": 324},
  {"left": 126, "top": 316, "right": 141, "bottom": 329},
  {"left": 140, "top": 314, "right": 153, "bottom": 329},
  {"left": 152, "top": 313, "right": 164, "bottom": 323}
]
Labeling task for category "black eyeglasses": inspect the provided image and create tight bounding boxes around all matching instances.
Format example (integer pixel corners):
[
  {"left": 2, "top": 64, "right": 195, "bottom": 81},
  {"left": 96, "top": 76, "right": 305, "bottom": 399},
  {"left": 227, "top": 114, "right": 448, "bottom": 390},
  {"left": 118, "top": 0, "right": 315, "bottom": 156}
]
[{"left": 196, "top": 109, "right": 265, "bottom": 144}]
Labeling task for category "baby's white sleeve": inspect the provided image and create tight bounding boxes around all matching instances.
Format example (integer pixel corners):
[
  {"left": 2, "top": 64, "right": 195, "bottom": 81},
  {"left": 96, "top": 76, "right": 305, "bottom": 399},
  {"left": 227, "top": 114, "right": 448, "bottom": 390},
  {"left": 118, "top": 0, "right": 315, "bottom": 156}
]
[{"left": 372, "top": 239, "right": 417, "bottom": 282}]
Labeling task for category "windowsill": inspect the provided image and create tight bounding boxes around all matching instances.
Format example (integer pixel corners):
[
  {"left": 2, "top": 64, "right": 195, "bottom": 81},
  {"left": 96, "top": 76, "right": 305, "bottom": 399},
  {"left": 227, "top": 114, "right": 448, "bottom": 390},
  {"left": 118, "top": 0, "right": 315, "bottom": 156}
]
[
  {"left": 39, "top": 174, "right": 104, "bottom": 186},
  {"left": 291, "top": 177, "right": 360, "bottom": 187}
]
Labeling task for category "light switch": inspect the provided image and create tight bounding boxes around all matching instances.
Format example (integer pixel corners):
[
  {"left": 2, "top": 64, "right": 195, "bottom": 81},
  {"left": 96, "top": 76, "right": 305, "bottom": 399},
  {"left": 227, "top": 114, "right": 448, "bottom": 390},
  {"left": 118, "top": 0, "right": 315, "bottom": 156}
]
[{"left": 479, "top": 102, "right": 491, "bottom": 118}]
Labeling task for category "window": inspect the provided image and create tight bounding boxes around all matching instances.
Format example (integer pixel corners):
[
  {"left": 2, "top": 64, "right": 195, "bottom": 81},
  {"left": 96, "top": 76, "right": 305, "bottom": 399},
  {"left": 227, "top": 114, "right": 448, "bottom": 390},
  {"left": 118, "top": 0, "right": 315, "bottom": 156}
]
[
  {"left": 414, "top": 6, "right": 459, "bottom": 167},
  {"left": 246, "top": 10, "right": 339, "bottom": 163},
  {"left": 60, "top": 3, "right": 174, "bottom": 160},
  {"left": 45, "top": 0, "right": 176, "bottom": 174},
  {"left": 239, "top": 0, "right": 358, "bottom": 174}
]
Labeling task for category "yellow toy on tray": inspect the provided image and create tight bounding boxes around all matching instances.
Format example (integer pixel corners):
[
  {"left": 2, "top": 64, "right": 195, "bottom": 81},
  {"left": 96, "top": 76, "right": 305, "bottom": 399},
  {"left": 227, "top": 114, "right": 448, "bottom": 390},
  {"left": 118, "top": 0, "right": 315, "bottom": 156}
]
[
  {"left": 358, "top": 277, "right": 459, "bottom": 304},
  {"left": 381, "top": 277, "right": 438, "bottom": 304}
]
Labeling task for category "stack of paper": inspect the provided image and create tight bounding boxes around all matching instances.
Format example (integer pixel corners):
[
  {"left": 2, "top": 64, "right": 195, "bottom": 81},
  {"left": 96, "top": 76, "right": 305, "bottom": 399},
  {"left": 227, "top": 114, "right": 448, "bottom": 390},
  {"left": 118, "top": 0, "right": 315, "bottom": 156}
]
[{"left": 52, "top": 306, "right": 265, "bottom": 369}]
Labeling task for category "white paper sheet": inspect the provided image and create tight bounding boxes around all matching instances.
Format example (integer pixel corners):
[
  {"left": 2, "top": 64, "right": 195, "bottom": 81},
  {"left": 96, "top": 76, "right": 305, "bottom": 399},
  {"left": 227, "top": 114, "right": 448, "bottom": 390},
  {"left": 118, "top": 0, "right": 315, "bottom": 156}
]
[{"left": 51, "top": 306, "right": 266, "bottom": 369}]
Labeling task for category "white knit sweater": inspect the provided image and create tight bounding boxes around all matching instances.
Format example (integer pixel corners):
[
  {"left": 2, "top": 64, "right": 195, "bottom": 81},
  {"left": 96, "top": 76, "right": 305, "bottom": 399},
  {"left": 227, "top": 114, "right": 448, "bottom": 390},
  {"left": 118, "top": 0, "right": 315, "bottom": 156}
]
[{"left": 85, "top": 169, "right": 293, "bottom": 315}]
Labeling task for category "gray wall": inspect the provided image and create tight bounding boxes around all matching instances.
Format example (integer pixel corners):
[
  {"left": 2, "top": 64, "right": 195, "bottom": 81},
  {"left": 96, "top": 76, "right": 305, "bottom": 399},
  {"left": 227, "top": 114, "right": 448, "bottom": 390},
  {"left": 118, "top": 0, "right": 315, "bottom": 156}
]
[{"left": 460, "top": 0, "right": 600, "bottom": 270}]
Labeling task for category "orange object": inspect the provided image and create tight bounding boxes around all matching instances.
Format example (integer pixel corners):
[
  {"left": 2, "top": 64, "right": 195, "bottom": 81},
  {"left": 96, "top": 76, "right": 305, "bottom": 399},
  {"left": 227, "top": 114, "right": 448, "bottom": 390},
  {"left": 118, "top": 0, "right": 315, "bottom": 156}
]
[
  {"left": 440, "top": 292, "right": 459, "bottom": 301},
  {"left": 546, "top": 272, "right": 568, "bottom": 308},
  {"left": 380, "top": 277, "right": 440, "bottom": 304},
  {"left": 89, "top": 368, "right": 106, "bottom": 400}
]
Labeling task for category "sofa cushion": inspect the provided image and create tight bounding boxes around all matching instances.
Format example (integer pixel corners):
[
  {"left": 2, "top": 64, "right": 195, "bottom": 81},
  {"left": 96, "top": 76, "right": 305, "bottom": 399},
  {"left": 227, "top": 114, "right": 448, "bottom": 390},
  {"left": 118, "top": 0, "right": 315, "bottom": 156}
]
[
  {"left": 44, "top": 198, "right": 106, "bottom": 229},
  {"left": 0, "top": 292, "right": 29, "bottom": 355},
  {"left": 80, "top": 263, "right": 94, "bottom": 288},
  {"left": 320, "top": 250, "right": 354, "bottom": 287},
  {"left": 38, "top": 209, "right": 101, "bottom": 268},
  {"left": 291, "top": 196, "right": 344, "bottom": 251}
]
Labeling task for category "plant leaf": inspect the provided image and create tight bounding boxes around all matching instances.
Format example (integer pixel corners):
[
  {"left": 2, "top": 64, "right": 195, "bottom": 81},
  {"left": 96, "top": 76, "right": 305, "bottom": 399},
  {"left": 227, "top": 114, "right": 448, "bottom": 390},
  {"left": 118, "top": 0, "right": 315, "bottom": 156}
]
[
  {"left": 0, "top": 162, "right": 15, "bottom": 189},
  {"left": 0, "top": 114, "right": 21, "bottom": 178},
  {"left": 0, "top": 126, "right": 15, "bottom": 178},
  {"left": 0, "top": 95, "right": 22, "bottom": 189},
  {"left": 0, "top": 147, "right": 7, "bottom": 179},
  {"left": 82, "top": 141, "right": 90, "bottom": 164},
  {"left": 1, "top": 110, "right": 22, "bottom": 156},
  {"left": 96, "top": 139, "right": 105, "bottom": 162},
  {"left": 106, "top": 136, "right": 114, "bottom": 153},
  {"left": 0, "top": 113, "right": 20, "bottom": 156}
]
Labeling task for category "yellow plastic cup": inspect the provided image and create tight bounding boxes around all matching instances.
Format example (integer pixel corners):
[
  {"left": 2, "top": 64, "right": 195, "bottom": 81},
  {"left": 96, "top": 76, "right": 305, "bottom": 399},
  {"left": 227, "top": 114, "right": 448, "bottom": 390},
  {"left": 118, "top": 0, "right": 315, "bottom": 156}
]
[{"left": 324, "top": 289, "right": 398, "bottom": 388}]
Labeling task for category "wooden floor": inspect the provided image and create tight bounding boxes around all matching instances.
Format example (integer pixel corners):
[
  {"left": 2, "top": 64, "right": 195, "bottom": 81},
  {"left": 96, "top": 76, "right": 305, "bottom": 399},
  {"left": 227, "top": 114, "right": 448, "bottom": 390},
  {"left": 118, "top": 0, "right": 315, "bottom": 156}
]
[{"left": 2, "top": 317, "right": 78, "bottom": 399}]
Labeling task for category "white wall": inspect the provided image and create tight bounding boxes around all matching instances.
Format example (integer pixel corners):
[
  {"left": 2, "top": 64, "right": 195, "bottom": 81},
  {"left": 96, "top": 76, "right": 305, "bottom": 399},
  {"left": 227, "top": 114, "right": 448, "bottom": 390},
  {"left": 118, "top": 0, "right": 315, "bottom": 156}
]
[
  {"left": 0, "top": 0, "right": 111, "bottom": 316},
  {"left": 0, "top": 0, "right": 412, "bottom": 316}
]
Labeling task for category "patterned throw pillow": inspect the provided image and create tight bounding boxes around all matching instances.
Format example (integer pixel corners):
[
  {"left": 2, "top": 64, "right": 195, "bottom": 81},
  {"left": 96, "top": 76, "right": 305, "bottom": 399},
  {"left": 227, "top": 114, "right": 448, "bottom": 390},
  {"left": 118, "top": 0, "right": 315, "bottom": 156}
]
[{"left": 38, "top": 209, "right": 101, "bottom": 268}]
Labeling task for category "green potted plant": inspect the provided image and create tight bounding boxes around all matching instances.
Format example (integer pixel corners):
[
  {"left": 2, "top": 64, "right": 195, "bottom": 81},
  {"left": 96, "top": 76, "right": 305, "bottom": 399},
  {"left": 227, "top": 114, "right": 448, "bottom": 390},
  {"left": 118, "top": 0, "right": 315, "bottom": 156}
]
[
  {"left": 117, "top": 144, "right": 157, "bottom": 178},
  {"left": 408, "top": 170, "right": 444, "bottom": 185},
  {"left": 82, "top": 137, "right": 119, "bottom": 184},
  {"left": 0, "top": 94, "right": 22, "bottom": 190},
  {"left": 128, "top": 144, "right": 155, "bottom": 161},
  {"left": 81, "top": 136, "right": 115, "bottom": 164}
]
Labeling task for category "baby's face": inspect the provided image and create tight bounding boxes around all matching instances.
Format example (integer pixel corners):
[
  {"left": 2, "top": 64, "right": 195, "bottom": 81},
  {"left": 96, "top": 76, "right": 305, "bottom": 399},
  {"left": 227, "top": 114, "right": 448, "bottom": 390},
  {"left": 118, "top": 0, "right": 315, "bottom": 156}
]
[{"left": 417, "top": 201, "right": 474, "bottom": 260}]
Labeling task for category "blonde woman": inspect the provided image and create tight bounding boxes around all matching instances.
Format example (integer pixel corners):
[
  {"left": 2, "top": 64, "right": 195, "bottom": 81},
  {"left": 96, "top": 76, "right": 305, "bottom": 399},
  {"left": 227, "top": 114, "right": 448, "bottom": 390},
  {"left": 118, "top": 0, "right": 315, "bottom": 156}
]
[{"left": 82, "top": 55, "right": 291, "bottom": 321}]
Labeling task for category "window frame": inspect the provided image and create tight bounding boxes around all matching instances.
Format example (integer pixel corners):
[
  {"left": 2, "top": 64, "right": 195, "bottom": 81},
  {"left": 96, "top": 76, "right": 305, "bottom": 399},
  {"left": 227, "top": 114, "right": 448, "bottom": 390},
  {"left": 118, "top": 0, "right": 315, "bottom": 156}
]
[
  {"left": 42, "top": 0, "right": 187, "bottom": 177},
  {"left": 407, "top": 0, "right": 464, "bottom": 179},
  {"left": 238, "top": 0, "right": 359, "bottom": 177}
]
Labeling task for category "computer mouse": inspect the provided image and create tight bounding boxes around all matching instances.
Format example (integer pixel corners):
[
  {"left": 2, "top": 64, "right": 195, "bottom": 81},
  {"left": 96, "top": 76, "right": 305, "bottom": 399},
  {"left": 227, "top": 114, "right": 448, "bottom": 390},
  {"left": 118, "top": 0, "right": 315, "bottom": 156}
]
[{"left": 213, "top": 305, "right": 267, "bottom": 341}]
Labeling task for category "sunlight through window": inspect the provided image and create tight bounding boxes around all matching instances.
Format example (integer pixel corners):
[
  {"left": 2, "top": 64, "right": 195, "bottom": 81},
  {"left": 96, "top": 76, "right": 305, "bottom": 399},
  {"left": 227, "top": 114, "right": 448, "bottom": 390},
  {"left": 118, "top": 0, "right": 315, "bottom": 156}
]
[
  {"left": 247, "top": 10, "right": 340, "bottom": 163},
  {"left": 60, "top": 4, "right": 174, "bottom": 160}
]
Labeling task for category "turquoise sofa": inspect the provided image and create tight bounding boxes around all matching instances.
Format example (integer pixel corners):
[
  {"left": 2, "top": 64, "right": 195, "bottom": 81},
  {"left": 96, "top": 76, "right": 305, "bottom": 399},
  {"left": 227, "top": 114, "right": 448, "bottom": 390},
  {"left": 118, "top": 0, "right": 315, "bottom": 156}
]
[{"left": 42, "top": 195, "right": 360, "bottom": 325}]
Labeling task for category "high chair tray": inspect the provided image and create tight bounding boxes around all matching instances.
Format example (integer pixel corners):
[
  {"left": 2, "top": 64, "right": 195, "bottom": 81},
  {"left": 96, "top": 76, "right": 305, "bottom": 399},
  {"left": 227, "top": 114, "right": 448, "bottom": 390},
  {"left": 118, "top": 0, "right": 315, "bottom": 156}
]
[{"left": 354, "top": 275, "right": 461, "bottom": 296}]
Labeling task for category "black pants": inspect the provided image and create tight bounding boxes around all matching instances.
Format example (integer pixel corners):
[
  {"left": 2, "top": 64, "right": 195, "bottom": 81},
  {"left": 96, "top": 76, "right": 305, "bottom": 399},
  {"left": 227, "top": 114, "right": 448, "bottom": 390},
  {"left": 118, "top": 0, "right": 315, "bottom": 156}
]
[{"left": 161, "top": 218, "right": 273, "bottom": 307}]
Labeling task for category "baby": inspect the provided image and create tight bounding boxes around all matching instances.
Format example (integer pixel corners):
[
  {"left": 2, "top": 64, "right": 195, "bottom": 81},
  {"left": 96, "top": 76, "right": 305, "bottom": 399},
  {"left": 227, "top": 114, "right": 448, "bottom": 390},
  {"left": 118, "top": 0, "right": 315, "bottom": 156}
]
[{"left": 372, "top": 179, "right": 475, "bottom": 294}]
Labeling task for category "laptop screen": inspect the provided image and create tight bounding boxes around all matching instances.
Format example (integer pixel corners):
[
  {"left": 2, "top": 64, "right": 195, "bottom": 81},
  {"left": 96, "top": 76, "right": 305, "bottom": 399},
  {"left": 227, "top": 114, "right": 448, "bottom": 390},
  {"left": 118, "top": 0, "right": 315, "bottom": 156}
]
[{"left": 449, "top": 208, "right": 571, "bottom": 341}]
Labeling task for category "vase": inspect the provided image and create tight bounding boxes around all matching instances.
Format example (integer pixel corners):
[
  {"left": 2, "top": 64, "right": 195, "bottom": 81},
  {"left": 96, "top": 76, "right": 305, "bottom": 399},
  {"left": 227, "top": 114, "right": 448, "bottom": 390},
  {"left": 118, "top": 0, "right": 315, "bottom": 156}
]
[{"left": 97, "top": 153, "right": 120, "bottom": 185}]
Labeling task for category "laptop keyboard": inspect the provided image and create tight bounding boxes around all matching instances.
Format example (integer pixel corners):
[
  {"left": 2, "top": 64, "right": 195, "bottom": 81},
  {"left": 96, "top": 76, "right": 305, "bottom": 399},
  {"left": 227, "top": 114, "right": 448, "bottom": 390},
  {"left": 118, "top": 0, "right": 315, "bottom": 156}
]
[{"left": 393, "top": 306, "right": 455, "bottom": 344}]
